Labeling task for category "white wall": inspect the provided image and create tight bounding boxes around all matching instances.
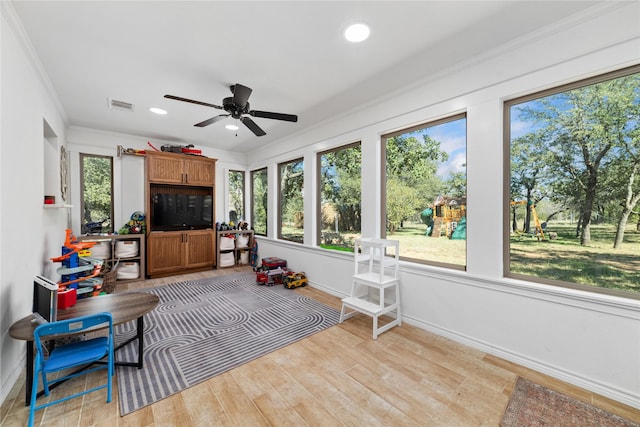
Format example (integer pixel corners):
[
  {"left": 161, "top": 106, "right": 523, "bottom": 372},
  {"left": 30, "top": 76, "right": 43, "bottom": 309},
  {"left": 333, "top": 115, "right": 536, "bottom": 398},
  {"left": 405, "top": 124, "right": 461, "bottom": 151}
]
[
  {"left": 64, "top": 126, "right": 246, "bottom": 235},
  {"left": 0, "top": 2, "right": 71, "bottom": 403},
  {"left": 0, "top": 4, "right": 247, "bottom": 401},
  {"left": 247, "top": 3, "right": 640, "bottom": 409}
]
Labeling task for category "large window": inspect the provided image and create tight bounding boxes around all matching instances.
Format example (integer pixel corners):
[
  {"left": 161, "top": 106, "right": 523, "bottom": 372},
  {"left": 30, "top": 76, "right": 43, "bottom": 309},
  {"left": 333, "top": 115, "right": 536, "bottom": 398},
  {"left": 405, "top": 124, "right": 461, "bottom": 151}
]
[
  {"left": 250, "top": 168, "right": 268, "bottom": 236},
  {"left": 228, "top": 170, "right": 245, "bottom": 225},
  {"left": 278, "top": 158, "right": 304, "bottom": 243},
  {"left": 318, "top": 142, "right": 361, "bottom": 251},
  {"left": 383, "top": 113, "right": 467, "bottom": 268},
  {"left": 80, "top": 154, "right": 114, "bottom": 234},
  {"left": 506, "top": 65, "right": 639, "bottom": 298}
]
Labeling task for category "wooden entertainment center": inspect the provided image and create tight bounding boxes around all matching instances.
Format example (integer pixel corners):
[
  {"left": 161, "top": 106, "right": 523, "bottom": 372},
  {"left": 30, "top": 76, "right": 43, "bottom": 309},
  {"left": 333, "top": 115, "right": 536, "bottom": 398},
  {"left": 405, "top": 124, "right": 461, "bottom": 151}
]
[{"left": 145, "top": 151, "right": 217, "bottom": 278}]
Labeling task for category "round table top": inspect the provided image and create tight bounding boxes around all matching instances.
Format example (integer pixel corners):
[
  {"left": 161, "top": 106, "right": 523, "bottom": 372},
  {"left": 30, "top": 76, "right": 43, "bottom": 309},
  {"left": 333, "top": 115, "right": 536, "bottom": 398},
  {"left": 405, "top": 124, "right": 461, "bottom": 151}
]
[{"left": 9, "top": 292, "right": 160, "bottom": 341}]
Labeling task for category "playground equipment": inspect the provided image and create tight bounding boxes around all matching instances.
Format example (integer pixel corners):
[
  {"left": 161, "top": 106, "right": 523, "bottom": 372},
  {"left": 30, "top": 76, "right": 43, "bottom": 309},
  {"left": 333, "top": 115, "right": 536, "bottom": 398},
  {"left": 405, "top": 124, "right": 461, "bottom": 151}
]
[
  {"left": 510, "top": 200, "right": 546, "bottom": 240},
  {"left": 421, "top": 195, "right": 466, "bottom": 239},
  {"left": 50, "top": 229, "right": 105, "bottom": 297}
]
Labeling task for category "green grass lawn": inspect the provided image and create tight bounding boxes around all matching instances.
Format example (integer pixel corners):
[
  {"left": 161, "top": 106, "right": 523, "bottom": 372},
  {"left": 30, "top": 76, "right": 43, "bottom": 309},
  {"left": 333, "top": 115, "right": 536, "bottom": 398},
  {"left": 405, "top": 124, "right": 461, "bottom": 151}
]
[
  {"left": 510, "top": 222, "right": 639, "bottom": 294},
  {"left": 291, "top": 221, "right": 640, "bottom": 296},
  {"left": 390, "top": 224, "right": 466, "bottom": 266}
]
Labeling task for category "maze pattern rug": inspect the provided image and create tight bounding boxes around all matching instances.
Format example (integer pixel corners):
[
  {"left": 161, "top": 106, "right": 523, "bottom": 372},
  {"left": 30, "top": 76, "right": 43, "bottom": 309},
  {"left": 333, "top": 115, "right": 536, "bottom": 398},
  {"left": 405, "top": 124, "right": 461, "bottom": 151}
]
[{"left": 115, "top": 272, "right": 340, "bottom": 415}]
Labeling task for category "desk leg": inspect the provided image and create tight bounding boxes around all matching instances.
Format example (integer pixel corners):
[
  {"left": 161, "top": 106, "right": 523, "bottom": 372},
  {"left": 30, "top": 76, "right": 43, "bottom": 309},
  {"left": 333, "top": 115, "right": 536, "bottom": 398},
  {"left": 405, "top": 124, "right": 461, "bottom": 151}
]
[
  {"left": 25, "top": 341, "right": 33, "bottom": 406},
  {"left": 137, "top": 316, "right": 144, "bottom": 369},
  {"left": 113, "top": 316, "right": 145, "bottom": 368}
]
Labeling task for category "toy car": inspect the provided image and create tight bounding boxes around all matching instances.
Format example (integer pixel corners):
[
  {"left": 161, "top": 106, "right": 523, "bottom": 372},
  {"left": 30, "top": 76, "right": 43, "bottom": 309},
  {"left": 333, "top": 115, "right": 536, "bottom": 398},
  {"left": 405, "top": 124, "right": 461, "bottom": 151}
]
[
  {"left": 284, "top": 271, "right": 307, "bottom": 289},
  {"left": 256, "top": 267, "right": 287, "bottom": 286}
]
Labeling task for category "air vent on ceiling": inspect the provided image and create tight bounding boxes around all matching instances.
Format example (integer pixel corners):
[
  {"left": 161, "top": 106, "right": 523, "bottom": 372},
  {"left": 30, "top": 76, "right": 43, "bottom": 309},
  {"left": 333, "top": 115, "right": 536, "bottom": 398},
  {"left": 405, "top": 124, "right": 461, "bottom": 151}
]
[{"left": 108, "top": 98, "right": 134, "bottom": 112}]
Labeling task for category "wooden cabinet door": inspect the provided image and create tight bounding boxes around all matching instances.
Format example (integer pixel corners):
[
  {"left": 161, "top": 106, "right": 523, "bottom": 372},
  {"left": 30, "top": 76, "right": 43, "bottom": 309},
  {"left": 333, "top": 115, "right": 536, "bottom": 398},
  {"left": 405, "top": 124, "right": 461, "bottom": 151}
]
[
  {"left": 147, "top": 154, "right": 184, "bottom": 184},
  {"left": 184, "top": 157, "right": 215, "bottom": 186},
  {"left": 147, "top": 232, "right": 184, "bottom": 275},
  {"left": 184, "top": 230, "right": 215, "bottom": 268}
]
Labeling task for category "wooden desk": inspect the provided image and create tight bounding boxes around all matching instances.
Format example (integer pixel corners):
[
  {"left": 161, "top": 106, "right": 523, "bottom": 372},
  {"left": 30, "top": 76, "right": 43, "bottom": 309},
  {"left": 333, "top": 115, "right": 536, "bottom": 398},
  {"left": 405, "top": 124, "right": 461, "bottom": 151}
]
[{"left": 9, "top": 292, "right": 159, "bottom": 405}]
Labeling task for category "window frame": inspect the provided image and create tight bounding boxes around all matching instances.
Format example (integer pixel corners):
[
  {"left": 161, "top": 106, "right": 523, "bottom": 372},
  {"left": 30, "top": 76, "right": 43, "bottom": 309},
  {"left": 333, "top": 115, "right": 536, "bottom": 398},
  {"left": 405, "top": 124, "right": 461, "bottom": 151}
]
[
  {"left": 503, "top": 64, "right": 640, "bottom": 300},
  {"left": 316, "top": 141, "right": 362, "bottom": 251},
  {"left": 277, "top": 157, "right": 304, "bottom": 243},
  {"left": 381, "top": 112, "right": 467, "bottom": 270},
  {"left": 250, "top": 167, "right": 268, "bottom": 237},
  {"left": 79, "top": 153, "right": 114, "bottom": 234},
  {"left": 228, "top": 169, "right": 245, "bottom": 224}
]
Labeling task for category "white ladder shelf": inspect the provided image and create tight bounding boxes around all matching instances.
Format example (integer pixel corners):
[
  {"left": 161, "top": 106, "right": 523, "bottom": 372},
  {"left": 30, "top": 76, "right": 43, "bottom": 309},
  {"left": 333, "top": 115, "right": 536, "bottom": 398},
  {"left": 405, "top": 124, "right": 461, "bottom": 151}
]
[{"left": 339, "top": 238, "right": 401, "bottom": 339}]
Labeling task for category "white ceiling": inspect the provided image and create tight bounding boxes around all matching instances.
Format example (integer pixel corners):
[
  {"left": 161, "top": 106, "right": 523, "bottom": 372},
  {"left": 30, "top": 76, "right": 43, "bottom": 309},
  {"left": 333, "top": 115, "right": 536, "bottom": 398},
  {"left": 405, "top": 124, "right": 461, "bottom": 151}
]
[{"left": 11, "top": 1, "right": 599, "bottom": 153}]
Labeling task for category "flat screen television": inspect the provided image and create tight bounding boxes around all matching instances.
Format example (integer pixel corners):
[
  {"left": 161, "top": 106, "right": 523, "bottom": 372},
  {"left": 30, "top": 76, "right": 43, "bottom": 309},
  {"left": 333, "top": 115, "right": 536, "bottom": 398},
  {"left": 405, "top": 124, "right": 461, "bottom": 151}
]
[
  {"left": 151, "top": 193, "right": 213, "bottom": 231},
  {"left": 32, "top": 275, "right": 58, "bottom": 324}
]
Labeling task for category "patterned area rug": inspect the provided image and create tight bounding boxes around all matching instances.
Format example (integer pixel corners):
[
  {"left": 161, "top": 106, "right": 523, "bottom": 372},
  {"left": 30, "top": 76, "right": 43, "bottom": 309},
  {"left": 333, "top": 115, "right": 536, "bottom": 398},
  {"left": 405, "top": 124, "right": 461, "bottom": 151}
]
[
  {"left": 115, "top": 272, "right": 340, "bottom": 416},
  {"left": 501, "top": 377, "right": 639, "bottom": 427}
]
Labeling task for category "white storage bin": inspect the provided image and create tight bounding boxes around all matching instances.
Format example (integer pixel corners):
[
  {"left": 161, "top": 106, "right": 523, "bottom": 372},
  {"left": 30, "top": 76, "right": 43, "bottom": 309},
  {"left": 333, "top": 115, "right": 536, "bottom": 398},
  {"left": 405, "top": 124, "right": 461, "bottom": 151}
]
[
  {"left": 90, "top": 241, "right": 111, "bottom": 259},
  {"left": 238, "top": 250, "right": 249, "bottom": 265},
  {"left": 236, "top": 234, "right": 250, "bottom": 248},
  {"left": 115, "top": 240, "right": 139, "bottom": 258},
  {"left": 117, "top": 261, "right": 140, "bottom": 280},
  {"left": 219, "top": 251, "right": 235, "bottom": 267},
  {"left": 219, "top": 236, "right": 235, "bottom": 250}
]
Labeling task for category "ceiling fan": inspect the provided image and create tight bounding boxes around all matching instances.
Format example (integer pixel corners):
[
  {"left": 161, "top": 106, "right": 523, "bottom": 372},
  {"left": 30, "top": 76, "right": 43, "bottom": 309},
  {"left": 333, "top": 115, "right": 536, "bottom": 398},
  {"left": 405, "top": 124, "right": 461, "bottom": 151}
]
[{"left": 164, "top": 83, "right": 298, "bottom": 137}]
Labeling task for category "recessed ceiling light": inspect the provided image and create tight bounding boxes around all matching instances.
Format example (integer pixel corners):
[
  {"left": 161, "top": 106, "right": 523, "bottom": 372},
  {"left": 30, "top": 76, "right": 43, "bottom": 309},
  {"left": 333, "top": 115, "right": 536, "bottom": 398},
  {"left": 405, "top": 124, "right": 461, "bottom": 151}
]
[
  {"left": 225, "top": 124, "right": 239, "bottom": 131},
  {"left": 344, "top": 23, "right": 370, "bottom": 43},
  {"left": 149, "top": 107, "right": 167, "bottom": 115}
]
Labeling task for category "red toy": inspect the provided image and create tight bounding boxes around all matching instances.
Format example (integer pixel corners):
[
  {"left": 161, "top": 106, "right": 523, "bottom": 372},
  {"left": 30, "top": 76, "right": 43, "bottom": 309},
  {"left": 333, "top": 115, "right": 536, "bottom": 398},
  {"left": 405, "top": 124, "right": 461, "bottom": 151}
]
[
  {"left": 261, "top": 257, "right": 287, "bottom": 270},
  {"left": 256, "top": 267, "right": 287, "bottom": 286}
]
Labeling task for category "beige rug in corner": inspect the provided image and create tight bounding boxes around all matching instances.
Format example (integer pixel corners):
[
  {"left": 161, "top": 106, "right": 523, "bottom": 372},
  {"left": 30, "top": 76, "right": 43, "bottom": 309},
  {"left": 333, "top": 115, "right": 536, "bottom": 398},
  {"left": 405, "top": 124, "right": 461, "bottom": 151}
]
[{"left": 501, "top": 377, "right": 639, "bottom": 427}]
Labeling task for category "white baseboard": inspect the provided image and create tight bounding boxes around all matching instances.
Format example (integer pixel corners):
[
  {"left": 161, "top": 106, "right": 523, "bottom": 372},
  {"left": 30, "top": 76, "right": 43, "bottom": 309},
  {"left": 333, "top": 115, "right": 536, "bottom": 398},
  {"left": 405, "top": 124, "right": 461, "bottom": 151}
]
[
  {"left": 0, "top": 352, "right": 26, "bottom": 407},
  {"left": 402, "top": 313, "right": 640, "bottom": 410}
]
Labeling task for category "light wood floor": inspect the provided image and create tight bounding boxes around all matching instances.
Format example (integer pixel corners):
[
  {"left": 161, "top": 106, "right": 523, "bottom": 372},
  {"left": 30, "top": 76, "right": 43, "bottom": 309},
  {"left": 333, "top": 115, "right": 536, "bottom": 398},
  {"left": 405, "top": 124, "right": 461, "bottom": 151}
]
[{"left": 2, "top": 267, "right": 638, "bottom": 426}]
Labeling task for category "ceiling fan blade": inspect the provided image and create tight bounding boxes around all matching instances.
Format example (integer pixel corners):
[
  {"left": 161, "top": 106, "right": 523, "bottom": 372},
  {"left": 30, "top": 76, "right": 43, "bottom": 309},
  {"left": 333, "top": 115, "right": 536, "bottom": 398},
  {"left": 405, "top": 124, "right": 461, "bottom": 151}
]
[
  {"left": 164, "top": 94, "right": 223, "bottom": 110},
  {"left": 250, "top": 110, "right": 298, "bottom": 122},
  {"left": 194, "top": 114, "right": 229, "bottom": 127},
  {"left": 232, "top": 84, "right": 252, "bottom": 109},
  {"left": 240, "top": 116, "right": 266, "bottom": 137}
]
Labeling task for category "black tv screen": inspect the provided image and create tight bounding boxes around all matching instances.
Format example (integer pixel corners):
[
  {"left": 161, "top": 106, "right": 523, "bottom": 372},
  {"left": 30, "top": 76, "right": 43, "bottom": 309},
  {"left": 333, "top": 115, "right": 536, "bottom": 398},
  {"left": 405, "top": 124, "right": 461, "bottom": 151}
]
[
  {"left": 33, "top": 275, "right": 58, "bottom": 324},
  {"left": 151, "top": 193, "right": 213, "bottom": 231}
]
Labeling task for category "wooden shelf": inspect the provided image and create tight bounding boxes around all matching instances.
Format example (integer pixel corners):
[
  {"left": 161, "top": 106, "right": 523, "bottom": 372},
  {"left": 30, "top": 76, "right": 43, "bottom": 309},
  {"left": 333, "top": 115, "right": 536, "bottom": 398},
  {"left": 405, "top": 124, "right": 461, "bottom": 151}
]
[
  {"left": 217, "top": 230, "right": 254, "bottom": 268},
  {"left": 43, "top": 204, "right": 73, "bottom": 209},
  {"left": 144, "top": 151, "right": 217, "bottom": 277},
  {"left": 147, "top": 230, "right": 215, "bottom": 277},
  {"left": 76, "top": 234, "right": 145, "bottom": 285}
]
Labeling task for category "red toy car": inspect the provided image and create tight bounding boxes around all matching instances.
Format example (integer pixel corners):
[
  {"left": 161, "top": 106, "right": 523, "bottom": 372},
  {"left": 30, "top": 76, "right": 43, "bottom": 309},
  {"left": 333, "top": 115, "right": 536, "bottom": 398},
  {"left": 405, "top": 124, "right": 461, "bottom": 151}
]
[{"left": 256, "top": 267, "right": 287, "bottom": 286}]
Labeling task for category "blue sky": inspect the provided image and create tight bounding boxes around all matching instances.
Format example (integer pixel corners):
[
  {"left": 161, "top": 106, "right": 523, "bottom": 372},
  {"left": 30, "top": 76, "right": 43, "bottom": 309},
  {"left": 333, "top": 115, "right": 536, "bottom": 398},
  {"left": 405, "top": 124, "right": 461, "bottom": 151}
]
[
  {"left": 411, "top": 118, "right": 467, "bottom": 178},
  {"left": 510, "top": 100, "right": 539, "bottom": 139}
]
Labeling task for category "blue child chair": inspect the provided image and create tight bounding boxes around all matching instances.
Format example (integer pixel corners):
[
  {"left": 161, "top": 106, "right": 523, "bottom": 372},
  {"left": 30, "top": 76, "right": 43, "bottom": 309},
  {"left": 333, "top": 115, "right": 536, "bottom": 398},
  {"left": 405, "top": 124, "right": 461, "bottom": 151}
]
[{"left": 29, "top": 312, "right": 114, "bottom": 427}]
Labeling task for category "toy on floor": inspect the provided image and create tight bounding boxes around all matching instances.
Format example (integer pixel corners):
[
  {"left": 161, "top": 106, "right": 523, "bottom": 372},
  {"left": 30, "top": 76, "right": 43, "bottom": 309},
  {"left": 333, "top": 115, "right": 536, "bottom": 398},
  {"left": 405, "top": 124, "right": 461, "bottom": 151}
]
[
  {"left": 254, "top": 257, "right": 290, "bottom": 286},
  {"left": 256, "top": 267, "right": 288, "bottom": 286},
  {"left": 261, "top": 257, "right": 287, "bottom": 269},
  {"left": 284, "top": 271, "right": 307, "bottom": 289},
  {"left": 249, "top": 239, "right": 259, "bottom": 268}
]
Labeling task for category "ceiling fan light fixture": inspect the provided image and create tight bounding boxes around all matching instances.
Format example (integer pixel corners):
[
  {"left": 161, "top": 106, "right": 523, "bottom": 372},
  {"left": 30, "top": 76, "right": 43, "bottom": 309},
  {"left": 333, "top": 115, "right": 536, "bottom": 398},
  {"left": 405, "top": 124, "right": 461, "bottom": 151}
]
[
  {"left": 225, "top": 123, "right": 239, "bottom": 131},
  {"left": 149, "top": 107, "right": 167, "bottom": 115},
  {"left": 164, "top": 83, "right": 297, "bottom": 137},
  {"left": 344, "top": 22, "right": 370, "bottom": 42}
]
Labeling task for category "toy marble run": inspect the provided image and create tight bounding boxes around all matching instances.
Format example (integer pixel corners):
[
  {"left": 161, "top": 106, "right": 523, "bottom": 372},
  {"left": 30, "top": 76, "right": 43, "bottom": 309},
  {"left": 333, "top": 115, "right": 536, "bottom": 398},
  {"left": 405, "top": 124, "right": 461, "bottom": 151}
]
[{"left": 50, "top": 229, "right": 105, "bottom": 297}]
